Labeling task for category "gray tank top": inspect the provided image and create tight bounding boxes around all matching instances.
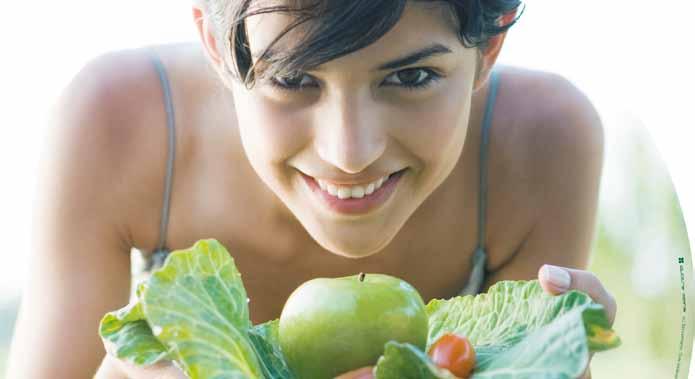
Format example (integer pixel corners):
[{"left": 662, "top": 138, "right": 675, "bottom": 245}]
[{"left": 142, "top": 49, "right": 501, "bottom": 296}]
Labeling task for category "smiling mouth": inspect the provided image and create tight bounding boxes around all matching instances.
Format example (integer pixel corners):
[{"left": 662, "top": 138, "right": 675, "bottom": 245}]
[
  {"left": 299, "top": 168, "right": 406, "bottom": 215},
  {"left": 308, "top": 169, "right": 407, "bottom": 200}
]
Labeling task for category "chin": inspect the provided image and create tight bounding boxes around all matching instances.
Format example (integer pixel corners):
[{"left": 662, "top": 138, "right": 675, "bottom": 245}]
[
  {"left": 311, "top": 230, "right": 396, "bottom": 259},
  {"left": 326, "top": 246, "right": 381, "bottom": 259}
]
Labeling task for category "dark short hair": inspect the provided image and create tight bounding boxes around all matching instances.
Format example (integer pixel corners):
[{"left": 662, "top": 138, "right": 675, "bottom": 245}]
[{"left": 207, "top": 0, "right": 524, "bottom": 88}]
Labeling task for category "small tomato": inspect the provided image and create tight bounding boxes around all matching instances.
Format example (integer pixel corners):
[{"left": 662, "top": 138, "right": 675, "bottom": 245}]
[{"left": 427, "top": 333, "right": 476, "bottom": 378}]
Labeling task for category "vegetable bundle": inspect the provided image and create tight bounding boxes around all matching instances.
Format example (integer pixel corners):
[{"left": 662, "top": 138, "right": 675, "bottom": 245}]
[{"left": 100, "top": 239, "right": 620, "bottom": 378}]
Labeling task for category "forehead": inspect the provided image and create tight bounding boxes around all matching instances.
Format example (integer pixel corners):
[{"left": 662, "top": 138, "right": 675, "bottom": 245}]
[{"left": 245, "top": 1, "right": 470, "bottom": 67}]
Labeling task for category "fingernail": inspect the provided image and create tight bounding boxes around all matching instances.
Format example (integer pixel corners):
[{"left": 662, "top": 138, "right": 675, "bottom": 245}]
[{"left": 543, "top": 265, "right": 571, "bottom": 291}]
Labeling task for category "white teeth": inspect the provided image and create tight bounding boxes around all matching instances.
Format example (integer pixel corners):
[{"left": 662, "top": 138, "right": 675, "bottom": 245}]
[
  {"left": 365, "top": 183, "right": 375, "bottom": 195},
  {"left": 315, "top": 173, "right": 392, "bottom": 199},
  {"left": 337, "top": 187, "right": 351, "bottom": 199},
  {"left": 326, "top": 183, "right": 338, "bottom": 196},
  {"left": 351, "top": 186, "right": 365, "bottom": 198}
]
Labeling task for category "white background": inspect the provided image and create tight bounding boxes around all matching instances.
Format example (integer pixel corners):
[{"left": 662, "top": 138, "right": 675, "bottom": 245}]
[{"left": 0, "top": 1, "right": 693, "bottom": 377}]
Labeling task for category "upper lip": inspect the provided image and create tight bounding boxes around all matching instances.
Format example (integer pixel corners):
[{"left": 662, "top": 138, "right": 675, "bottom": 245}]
[{"left": 301, "top": 168, "right": 405, "bottom": 186}]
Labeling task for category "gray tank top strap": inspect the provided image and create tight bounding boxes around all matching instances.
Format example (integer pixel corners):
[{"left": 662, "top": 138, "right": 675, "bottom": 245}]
[
  {"left": 477, "top": 68, "right": 499, "bottom": 252},
  {"left": 145, "top": 47, "right": 176, "bottom": 271},
  {"left": 460, "top": 68, "right": 501, "bottom": 296}
]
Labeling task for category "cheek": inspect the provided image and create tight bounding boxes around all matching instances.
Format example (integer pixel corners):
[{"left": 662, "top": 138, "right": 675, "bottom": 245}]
[
  {"left": 391, "top": 86, "right": 472, "bottom": 167},
  {"left": 233, "top": 91, "right": 312, "bottom": 166}
]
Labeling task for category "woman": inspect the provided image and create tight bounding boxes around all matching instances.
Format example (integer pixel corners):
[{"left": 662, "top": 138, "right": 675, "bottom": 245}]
[{"left": 6, "top": 0, "right": 616, "bottom": 378}]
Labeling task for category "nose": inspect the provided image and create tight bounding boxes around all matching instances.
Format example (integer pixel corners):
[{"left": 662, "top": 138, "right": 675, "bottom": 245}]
[{"left": 314, "top": 90, "right": 387, "bottom": 174}]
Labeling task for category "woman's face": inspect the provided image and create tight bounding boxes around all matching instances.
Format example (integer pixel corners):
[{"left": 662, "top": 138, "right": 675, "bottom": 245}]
[{"left": 228, "top": 3, "right": 480, "bottom": 258}]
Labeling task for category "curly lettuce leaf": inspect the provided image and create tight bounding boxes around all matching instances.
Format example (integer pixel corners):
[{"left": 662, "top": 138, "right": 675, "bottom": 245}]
[
  {"left": 248, "top": 319, "right": 295, "bottom": 379},
  {"left": 582, "top": 304, "right": 621, "bottom": 352},
  {"left": 425, "top": 280, "right": 620, "bottom": 378},
  {"left": 375, "top": 285, "right": 621, "bottom": 379},
  {"left": 99, "top": 282, "right": 170, "bottom": 365},
  {"left": 100, "top": 241, "right": 620, "bottom": 379},
  {"left": 473, "top": 307, "right": 590, "bottom": 378},
  {"left": 99, "top": 239, "right": 273, "bottom": 378},
  {"left": 426, "top": 280, "right": 620, "bottom": 352},
  {"left": 141, "top": 239, "right": 263, "bottom": 379},
  {"left": 374, "top": 341, "right": 457, "bottom": 379}
]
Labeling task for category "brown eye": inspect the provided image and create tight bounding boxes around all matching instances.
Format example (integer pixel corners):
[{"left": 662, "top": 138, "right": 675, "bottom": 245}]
[
  {"left": 396, "top": 68, "right": 426, "bottom": 85},
  {"left": 270, "top": 72, "right": 317, "bottom": 91},
  {"left": 383, "top": 68, "right": 441, "bottom": 90}
]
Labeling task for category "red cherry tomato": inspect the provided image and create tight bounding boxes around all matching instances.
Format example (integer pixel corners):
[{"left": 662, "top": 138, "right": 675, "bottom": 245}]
[{"left": 428, "top": 333, "right": 476, "bottom": 378}]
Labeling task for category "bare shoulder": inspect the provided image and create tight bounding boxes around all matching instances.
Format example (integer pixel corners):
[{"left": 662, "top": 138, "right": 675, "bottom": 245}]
[
  {"left": 51, "top": 45, "right": 181, "bottom": 247},
  {"left": 7, "top": 47, "right": 184, "bottom": 378},
  {"left": 479, "top": 65, "right": 604, "bottom": 273},
  {"left": 54, "top": 46, "right": 171, "bottom": 165},
  {"left": 501, "top": 65, "right": 602, "bottom": 145},
  {"left": 54, "top": 42, "right": 242, "bottom": 252},
  {"left": 495, "top": 65, "right": 604, "bottom": 186},
  {"left": 481, "top": 66, "right": 605, "bottom": 285}
]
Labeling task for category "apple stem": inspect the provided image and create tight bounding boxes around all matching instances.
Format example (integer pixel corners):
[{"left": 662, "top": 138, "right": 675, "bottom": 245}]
[{"left": 359, "top": 272, "right": 366, "bottom": 282}]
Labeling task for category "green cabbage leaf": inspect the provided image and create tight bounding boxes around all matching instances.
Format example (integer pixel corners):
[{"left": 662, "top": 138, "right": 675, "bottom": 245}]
[{"left": 99, "top": 239, "right": 619, "bottom": 379}]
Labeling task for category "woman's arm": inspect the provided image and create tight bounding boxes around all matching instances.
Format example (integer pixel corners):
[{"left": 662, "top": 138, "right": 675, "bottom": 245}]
[
  {"left": 5, "top": 53, "right": 151, "bottom": 379},
  {"left": 482, "top": 73, "right": 609, "bottom": 379},
  {"left": 482, "top": 72, "right": 605, "bottom": 286}
]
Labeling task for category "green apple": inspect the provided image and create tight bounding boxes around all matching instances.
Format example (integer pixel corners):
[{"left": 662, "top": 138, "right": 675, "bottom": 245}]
[{"left": 279, "top": 272, "right": 428, "bottom": 379}]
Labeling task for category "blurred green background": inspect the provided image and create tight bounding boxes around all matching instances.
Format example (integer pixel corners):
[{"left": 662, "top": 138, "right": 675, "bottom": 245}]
[
  {"left": 587, "top": 114, "right": 695, "bottom": 378},
  {"left": 0, "top": 113, "right": 693, "bottom": 377}
]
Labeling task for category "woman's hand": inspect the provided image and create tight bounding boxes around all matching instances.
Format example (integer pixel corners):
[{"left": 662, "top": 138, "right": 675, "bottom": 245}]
[
  {"left": 335, "top": 366, "right": 375, "bottom": 379},
  {"left": 538, "top": 264, "right": 617, "bottom": 379},
  {"left": 99, "top": 338, "right": 373, "bottom": 379},
  {"left": 94, "top": 339, "right": 188, "bottom": 379}
]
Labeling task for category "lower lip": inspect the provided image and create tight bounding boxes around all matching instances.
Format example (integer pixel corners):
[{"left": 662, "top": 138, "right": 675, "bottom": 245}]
[{"left": 301, "top": 169, "right": 406, "bottom": 215}]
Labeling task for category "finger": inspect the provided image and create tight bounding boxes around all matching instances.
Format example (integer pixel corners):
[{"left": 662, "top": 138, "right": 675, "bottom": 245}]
[
  {"left": 102, "top": 353, "right": 188, "bottom": 379},
  {"left": 101, "top": 337, "right": 188, "bottom": 379},
  {"left": 335, "top": 366, "right": 375, "bottom": 379},
  {"left": 574, "top": 351, "right": 596, "bottom": 379},
  {"left": 538, "top": 265, "right": 617, "bottom": 326}
]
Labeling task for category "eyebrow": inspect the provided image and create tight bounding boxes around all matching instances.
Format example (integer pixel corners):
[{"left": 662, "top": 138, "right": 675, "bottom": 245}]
[
  {"left": 252, "top": 43, "right": 453, "bottom": 72},
  {"left": 376, "top": 43, "right": 453, "bottom": 71}
]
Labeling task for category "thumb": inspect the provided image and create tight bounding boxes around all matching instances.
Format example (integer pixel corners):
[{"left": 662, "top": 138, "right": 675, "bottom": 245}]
[{"left": 538, "top": 264, "right": 617, "bottom": 326}]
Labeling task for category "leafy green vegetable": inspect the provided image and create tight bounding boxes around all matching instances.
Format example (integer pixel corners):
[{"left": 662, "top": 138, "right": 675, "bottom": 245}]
[
  {"left": 248, "top": 320, "right": 295, "bottom": 379},
  {"left": 426, "top": 280, "right": 620, "bottom": 378},
  {"left": 374, "top": 341, "right": 457, "bottom": 379},
  {"left": 100, "top": 239, "right": 279, "bottom": 379},
  {"left": 99, "top": 239, "right": 620, "bottom": 379},
  {"left": 473, "top": 308, "right": 590, "bottom": 378},
  {"left": 141, "top": 239, "right": 263, "bottom": 378},
  {"left": 429, "top": 280, "right": 568, "bottom": 349},
  {"left": 99, "top": 282, "right": 170, "bottom": 365}
]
